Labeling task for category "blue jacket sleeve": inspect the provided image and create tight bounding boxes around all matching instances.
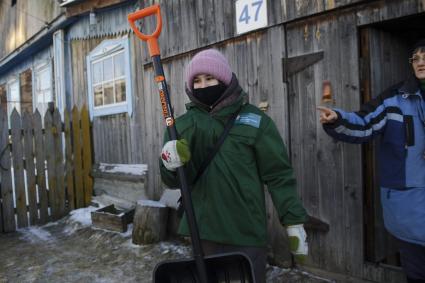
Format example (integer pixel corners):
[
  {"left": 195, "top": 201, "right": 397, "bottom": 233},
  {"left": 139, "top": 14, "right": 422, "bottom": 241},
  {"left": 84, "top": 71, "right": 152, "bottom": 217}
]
[{"left": 323, "top": 94, "right": 388, "bottom": 143}]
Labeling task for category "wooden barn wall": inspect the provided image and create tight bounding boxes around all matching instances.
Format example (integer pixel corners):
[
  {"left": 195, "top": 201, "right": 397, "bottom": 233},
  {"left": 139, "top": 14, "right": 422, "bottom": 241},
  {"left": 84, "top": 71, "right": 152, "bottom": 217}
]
[
  {"left": 136, "top": 0, "right": 375, "bottom": 63},
  {"left": 136, "top": 0, "right": 285, "bottom": 63},
  {"left": 356, "top": 0, "right": 424, "bottom": 26},
  {"left": 285, "top": 11, "right": 364, "bottom": 276},
  {"left": 66, "top": 0, "right": 425, "bottom": 280},
  {"left": 284, "top": 0, "right": 365, "bottom": 20},
  {"left": 283, "top": 1, "right": 422, "bottom": 282},
  {"left": 134, "top": 26, "right": 289, "bottom": 202},
  {"left": 0, "top": 0, "right": 62, "bottom": 60}
]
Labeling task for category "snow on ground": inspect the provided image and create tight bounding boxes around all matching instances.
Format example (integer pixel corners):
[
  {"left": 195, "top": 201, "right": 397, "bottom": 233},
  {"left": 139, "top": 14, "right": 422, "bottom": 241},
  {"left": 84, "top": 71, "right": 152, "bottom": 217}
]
[
  {"left": 19, "top": 226, "right": 54, "bottom": 243},
  {"left": 0, "top": 207, "right": 333, "bottom": 283}
]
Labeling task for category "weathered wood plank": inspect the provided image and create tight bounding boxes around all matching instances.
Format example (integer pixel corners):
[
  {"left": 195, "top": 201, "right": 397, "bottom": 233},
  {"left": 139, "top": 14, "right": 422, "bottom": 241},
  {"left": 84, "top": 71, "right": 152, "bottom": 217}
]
[
  {"left": 44, "top": 109, "right": 59, "bottom": 220},
  {"left": 0, "top": 193, "right": 2, "bottom": 232},
  {"left": 33, "top": 110, "right": 49, "bottom": 224},
  {"left": 81, "top": 106, "right": 93, "bottom": 206},
  {"left": 0, "top": 108, "right": 15, "bottom": 232},
  {"left": 11, "top": 110, "right": 27, "bottom": 228},
  {"left": 53, "top": 109, "right": 65, "bottom": 217},
  {"left": 22, "top": 112, "right": 38, "bottom": 225},
  {"left": 64, "top": 109, "right": 75, "bottom": 211},
  {"left": 336, "top": 14, "right": 363, "bottom": 276},
  {"left": 72, "top": 106, "right": 84, "bottom": 208},
  {"left": 19, "top": 69, "right": 33, "bottom": 114}
]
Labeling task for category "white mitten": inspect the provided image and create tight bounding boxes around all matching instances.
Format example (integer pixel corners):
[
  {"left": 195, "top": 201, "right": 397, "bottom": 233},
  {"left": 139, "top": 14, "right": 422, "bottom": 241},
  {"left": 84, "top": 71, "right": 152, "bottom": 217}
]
[
  {"left": 161, "top": 139, "right": 190, "bottom": 171},
  {"left": 286, "top": 224, "right": 308, "bottom": 263}
]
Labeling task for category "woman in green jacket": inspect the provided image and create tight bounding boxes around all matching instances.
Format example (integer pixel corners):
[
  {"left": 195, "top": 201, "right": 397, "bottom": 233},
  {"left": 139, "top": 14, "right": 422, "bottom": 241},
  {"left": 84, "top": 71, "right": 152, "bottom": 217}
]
[{"left": 160, "top": 49, "right": 308, "bottom": 282}]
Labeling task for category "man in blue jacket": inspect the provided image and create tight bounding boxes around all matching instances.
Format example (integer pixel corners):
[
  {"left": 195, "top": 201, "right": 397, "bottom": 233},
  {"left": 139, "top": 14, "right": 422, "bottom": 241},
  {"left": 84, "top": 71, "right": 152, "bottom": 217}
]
[{"left": 318, "top": 40, "right": 425, "bottom": 282}]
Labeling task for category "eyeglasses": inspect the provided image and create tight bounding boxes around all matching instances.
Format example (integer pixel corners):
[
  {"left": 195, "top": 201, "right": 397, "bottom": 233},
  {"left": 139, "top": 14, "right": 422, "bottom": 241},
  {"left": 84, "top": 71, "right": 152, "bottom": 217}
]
[{"left": 409, "top": 55, "right": 425, "bottom": 64}]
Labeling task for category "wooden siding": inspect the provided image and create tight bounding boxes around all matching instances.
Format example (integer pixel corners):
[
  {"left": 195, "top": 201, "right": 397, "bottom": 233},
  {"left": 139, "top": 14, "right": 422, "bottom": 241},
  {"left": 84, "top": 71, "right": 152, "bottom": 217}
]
[
  {"left": 0, "top": 84, "right": 6, "bottom": 111},
  {"left": 134, "top": 0, "right": 391, "bottom": 64},
  {"left": 19, "top": 69, "right": 32, "bottom": 114},
  {"left": 66, "top": 2, "right": 135, "bottom": 40},
  {"left": 0, "top": 0, "right": 62, "bottom": 60},
  {"left": 65, "top": 0, "right": 425, "bottom": 281},
  {"left": 285, "top": 11, "right": 361, "bottom": 274}
]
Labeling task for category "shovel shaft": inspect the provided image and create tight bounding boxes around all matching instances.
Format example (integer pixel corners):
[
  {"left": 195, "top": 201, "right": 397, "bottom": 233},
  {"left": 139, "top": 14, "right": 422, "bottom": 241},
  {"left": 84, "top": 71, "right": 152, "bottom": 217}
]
[
  {"left": 151, "top": 55, "right": 207, "bottom": 268},
  {"left": 128, "top": 6, "right": 209, "bottom": 282},
  {"left": 152, "top": 54, "right": 209, "bottom": 283}
]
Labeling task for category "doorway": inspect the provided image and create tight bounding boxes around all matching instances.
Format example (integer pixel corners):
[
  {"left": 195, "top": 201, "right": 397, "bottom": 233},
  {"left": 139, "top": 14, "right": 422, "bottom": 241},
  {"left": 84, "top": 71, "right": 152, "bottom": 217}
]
[{"left": 359, "top": 13, "right": 425, "bottom": 267}]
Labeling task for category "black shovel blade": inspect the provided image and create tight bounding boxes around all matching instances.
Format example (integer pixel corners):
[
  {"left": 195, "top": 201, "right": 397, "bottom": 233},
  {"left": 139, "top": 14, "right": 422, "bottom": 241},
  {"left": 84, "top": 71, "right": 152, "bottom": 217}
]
[{"left": 153, "top": 252, "right": 255, "bottom": 283}]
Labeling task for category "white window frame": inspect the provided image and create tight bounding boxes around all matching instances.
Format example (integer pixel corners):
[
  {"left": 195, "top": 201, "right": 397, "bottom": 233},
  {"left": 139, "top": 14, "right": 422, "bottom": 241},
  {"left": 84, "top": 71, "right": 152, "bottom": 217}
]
[
  {"left": 53, "top": 29, "right": 66, "bottom": 117},
  {"left": 7, "top": 77, "right": 20, "bottom": 117},
  {"left": 86, "top": 36, "right": 133, "bottom": 119},
  {"left": 33, "top": 62, "right": 54, "bottom": 116}
]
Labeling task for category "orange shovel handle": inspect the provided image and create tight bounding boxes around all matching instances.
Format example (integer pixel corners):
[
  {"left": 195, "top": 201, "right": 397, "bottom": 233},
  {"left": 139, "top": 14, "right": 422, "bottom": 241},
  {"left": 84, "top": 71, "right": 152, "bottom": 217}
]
[{"left": 127, "top": 4, "right": 162, "bottom": 56}]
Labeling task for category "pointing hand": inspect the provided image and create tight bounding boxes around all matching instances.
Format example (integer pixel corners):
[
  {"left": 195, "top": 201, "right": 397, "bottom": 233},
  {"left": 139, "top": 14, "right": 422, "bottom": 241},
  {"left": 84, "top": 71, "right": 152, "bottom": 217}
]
[{"left": 317, "top": 106, "right": 338, "bottom": 124}]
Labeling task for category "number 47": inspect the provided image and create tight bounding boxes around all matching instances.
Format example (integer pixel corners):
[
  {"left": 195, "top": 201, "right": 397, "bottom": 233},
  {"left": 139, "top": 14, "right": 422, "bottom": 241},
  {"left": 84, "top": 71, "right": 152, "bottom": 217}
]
[{"left": 239, "top": 0, "right": 263, "bottom": 24}]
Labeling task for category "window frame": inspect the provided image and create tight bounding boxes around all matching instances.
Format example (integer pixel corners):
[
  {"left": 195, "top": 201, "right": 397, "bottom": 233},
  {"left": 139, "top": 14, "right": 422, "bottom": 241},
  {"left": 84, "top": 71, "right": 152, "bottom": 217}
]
[
  {"left": 86, "top": 36, "right": 133, "bottom": 119},
  {"left": 7, "top": 77, "right": 20, "bottom": 117},
  {"left": 33, "top": 62, "right": 53, "bottom": 116}
]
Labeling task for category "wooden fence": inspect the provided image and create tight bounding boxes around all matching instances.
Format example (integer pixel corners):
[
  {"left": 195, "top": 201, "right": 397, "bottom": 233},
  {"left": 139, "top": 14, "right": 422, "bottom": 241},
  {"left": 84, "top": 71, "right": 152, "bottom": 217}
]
[{"left": 0, "top": 105, "right": 93, "bottom": 233}]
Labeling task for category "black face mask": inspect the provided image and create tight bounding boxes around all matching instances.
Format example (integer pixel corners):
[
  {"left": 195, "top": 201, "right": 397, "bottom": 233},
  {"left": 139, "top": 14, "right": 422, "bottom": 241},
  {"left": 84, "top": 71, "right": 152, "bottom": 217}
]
[{"left": 193, "top": 83, "right": 227, "bottom": 106}]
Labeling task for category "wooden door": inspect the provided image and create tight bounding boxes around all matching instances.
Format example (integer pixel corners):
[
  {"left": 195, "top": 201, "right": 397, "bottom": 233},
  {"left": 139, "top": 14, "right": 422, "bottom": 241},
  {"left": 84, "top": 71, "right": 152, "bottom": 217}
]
[{"left": 359, "top": 27, "right": 411, "bottom": 266}]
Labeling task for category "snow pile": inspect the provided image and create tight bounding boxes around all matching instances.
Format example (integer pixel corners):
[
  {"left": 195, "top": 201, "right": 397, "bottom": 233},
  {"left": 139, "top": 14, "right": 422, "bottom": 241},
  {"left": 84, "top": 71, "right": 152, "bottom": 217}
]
[
  {"left": 69, "top": 206, "right": 98, "bottom": 226},
  {"left": 98, "top": 163, "right": 148, "bottom": 176},
  {"left": 19, "top": 226, "right": 54, "bottom": 243},
  {"left": 64, "top": 206, "right": 99, "bottom": 235}
]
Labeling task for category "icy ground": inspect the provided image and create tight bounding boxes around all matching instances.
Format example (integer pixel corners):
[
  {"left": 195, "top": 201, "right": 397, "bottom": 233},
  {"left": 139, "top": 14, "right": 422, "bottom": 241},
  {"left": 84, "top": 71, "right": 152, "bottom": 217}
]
[{"left": 0, "top": 207, "right": 334, "bottom": 282}]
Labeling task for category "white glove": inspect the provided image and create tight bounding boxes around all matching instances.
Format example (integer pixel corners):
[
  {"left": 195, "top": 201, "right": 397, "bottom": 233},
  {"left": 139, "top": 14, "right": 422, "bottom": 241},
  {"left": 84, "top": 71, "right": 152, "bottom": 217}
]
[
  {"left": 286, "top": 224, "right": 308, "bottom": 263},
  {"left": 161, "top": 139, "right": 190, "bottom": 171}
]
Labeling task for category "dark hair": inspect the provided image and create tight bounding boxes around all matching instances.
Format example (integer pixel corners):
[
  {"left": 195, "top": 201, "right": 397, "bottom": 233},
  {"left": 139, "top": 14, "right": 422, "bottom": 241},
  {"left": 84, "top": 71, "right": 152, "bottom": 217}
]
[{"left": 411, "top": 39, "right": 425, "bottom": 55}]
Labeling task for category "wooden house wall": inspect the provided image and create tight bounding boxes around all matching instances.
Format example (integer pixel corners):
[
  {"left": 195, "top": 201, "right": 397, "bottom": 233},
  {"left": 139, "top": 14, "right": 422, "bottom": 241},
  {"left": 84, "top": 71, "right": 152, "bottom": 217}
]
[
  {"left": 69, "top": 36, "right": 138, "bottom": 169},
  {"left": 66, "top": 0, "right": 425, "bottom": 281},
  {"left": 0, "top": 0, "right": 62, "bottom": 60},
  {"left": 136, "top": 0, "right": 372, "bottom": 63},
  {"left": 282, "top": 1, "right": 422, "bottom": 282}
]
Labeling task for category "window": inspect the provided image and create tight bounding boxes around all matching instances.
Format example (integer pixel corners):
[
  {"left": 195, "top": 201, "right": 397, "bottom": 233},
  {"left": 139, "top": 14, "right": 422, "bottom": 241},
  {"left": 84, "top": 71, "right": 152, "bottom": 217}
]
[
  {"left": 7, "top": 78, "right": 20, "bottom": 117},
  {"left": 87, "top": 37, "right": 132, "bottom": 119},
  {"left": 53, "top": 30, "right": 65, "bottom": 116},
  {"left": 34, "top": 64, "right": 53, "bottom": 116}
]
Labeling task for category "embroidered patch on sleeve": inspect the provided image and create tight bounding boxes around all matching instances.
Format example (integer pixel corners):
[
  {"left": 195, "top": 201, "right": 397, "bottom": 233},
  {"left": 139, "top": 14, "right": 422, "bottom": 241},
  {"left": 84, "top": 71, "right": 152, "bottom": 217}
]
[{"left": 235, "top": 113, "right": 262, "bottom": 128}]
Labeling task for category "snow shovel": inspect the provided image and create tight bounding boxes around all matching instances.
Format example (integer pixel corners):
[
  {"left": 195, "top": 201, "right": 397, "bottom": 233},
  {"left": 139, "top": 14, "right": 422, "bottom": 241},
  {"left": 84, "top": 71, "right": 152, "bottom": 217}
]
[{"left": 128, "top": 5, "right": 255, "bottom": 283}]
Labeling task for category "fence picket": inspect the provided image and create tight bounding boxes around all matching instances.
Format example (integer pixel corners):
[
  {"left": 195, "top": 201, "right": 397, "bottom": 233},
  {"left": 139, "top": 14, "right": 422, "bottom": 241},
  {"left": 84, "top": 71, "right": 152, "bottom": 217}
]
[
  {"left": 81, "top": 106, "right": 93, "bottom": 206},
  {"left": 1, "top": 106, "right": 92, "bottom": 232},
  {"left": 0, "top": 110, "right": 4, "bottom": 232},
  {"left": 0, "top": 108, "right": 15, "bottom": 232},
  {"left": 11, "top": 110, "right": 28, "bottom": 228},
  {"left": 0, "top": 192, "right": 2, "bottom": 232},
  {"left": 72, "top": 106, "right": 84, "bottom": 209},
  {"left": 64, "top": 110, "right": 75, "bottom": 211},
  {"left": 33, "top": 110, "right": 49, "bottom": 224},
  {"left": 22, "top": 112, "right": 38, "bottom": 225},
  {"left": 53, "top": 110, "right": 66, "bottom": 217},
  {"left": 45, "top": 110, "right": 59, "bottom": 220}
]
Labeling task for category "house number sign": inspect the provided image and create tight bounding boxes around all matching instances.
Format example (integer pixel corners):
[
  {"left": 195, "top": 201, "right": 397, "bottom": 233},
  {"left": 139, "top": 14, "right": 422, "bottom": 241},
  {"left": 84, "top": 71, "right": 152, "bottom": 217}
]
[{"left": 235, "top": 0, "right": 268, "bottom": 34}]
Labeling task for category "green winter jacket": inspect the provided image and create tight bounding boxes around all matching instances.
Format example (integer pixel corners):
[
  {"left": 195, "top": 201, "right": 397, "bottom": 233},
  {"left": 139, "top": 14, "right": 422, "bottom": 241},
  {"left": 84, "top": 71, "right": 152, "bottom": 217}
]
[{"left": 160, "top": 76, "right": 307, "bottom": 248}]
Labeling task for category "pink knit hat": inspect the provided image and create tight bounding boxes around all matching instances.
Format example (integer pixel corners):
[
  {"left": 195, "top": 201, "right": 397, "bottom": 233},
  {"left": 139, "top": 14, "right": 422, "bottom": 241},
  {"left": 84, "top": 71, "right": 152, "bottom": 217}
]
[{"left": 185, "top": 49, "right": 233, "bottom": 89}]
